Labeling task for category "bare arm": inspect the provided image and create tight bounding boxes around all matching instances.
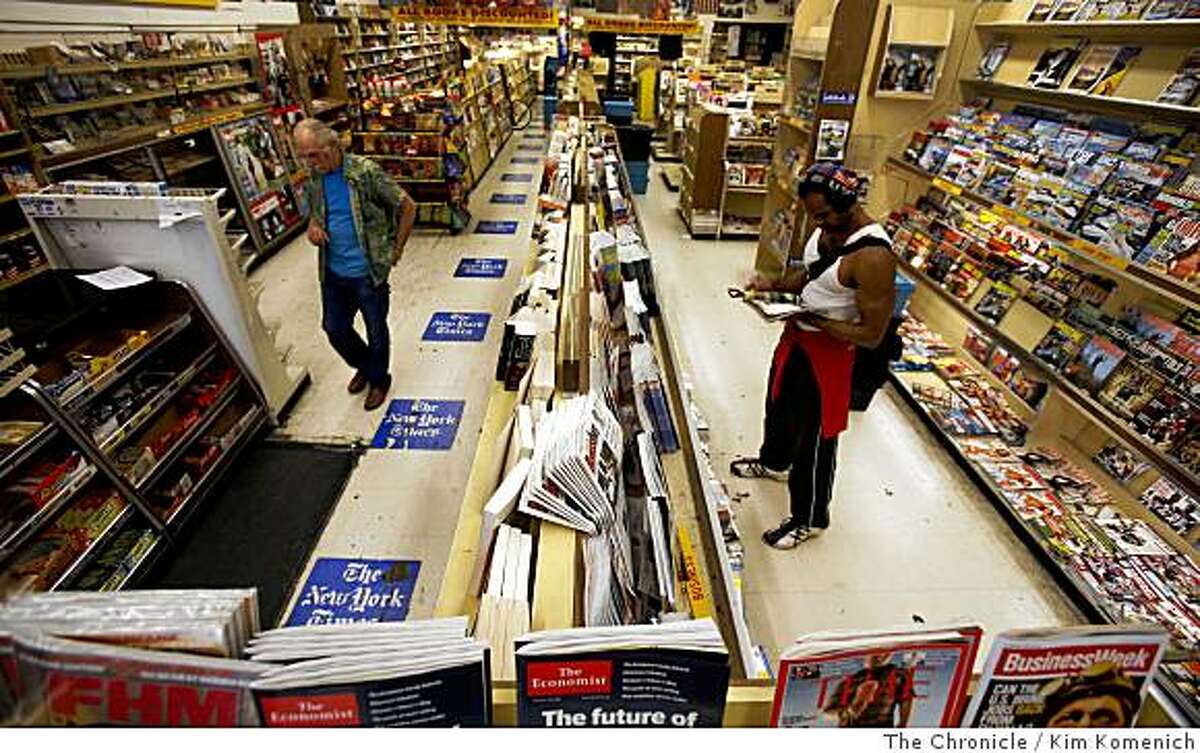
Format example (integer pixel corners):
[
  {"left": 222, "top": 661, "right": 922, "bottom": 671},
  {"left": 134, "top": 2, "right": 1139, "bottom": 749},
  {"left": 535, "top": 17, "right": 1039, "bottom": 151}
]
[{"left": 804, "top": 246, "right": 897, "bottom": 348}]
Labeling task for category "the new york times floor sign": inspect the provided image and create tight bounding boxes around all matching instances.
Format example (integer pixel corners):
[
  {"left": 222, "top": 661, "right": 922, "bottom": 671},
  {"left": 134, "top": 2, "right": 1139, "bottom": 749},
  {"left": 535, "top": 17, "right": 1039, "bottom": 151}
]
[
  {"left": 286, "top": 557, "right": 421, "bottom": 626},
  {"left": 371, "top": 398, "right": 464, "bottom": 450}
]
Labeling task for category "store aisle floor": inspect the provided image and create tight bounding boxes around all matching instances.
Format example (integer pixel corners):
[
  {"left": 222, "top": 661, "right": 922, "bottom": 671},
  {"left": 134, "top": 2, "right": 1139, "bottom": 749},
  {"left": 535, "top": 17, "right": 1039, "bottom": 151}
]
[
  {"left": 635, "top": 163, "right": 1082, "bottom": 666},
  {"left": 250, "top": 127, "right": 548, "bottom": 625}
]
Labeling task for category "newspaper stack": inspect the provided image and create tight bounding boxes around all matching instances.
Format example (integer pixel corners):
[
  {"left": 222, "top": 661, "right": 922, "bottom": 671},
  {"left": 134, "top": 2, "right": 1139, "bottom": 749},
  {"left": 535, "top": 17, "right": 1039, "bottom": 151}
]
[
  {"left": 514, "top": 618, "right": 730, "bottom": 727},
  {"left": 474, "top": 523, "right": 533, "bottom": 682},
  {"left": 248, "top": 618, "right": 492, "bottom": 727},
  {"left": 962, "top": 625, "right": 1169, "bottom": 728},
  {"left": 632, "top": 432, "right": 677, "bottom": 610},
  {"left": 0, "top": 589, "right": 266, "bottom": 726},
  {"left": 519, "top": 392, "right": 624, "bottom": 536},
  {"left": 769, "top": 624, "right": 984, "bottom": 728}
]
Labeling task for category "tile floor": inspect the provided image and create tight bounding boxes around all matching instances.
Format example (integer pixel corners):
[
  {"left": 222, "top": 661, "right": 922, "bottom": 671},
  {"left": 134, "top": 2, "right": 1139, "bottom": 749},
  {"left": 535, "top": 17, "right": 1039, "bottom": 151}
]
[{"left": 251, "top": 127, "right": 1081, "bottom": 664}]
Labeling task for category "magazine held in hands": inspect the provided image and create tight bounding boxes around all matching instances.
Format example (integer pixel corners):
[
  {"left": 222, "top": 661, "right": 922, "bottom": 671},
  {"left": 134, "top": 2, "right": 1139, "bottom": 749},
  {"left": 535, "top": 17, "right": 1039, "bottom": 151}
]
[
  {"left": 514, "top": 619, "right": 730, "bottom": 728},
  {"left": 962, "top": 625, "right": 1169, "bottom": 727},
  {"left": 769, "top": 625, "right": 983, "bottom": 728}
]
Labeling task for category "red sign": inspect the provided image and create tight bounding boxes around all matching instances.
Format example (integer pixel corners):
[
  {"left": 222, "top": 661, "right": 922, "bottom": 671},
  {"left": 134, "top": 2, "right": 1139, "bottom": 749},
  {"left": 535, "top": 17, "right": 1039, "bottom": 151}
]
[
  {"left": 258, "top": 692, "right": 362, "bottom": 727},
  {"left": 526, "top": 660, "right": 613, "bottom": 698}
]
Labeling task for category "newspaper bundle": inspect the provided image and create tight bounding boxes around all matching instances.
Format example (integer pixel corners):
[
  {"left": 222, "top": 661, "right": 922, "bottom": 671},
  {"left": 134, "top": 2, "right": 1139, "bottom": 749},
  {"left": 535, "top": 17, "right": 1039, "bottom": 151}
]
[
  {"left": 962, "top": 625, "right": 1170, "bottom": 727},
  {"left": 769, "top": 625, "right": 983, "bottom": 728},
  {"left": 519, "top": 392, "right": 624, "bottom": 535}
]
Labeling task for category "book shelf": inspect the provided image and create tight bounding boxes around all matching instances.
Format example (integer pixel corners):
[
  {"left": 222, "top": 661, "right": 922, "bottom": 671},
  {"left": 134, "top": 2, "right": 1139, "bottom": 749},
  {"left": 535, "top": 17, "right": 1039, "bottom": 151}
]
[
  {"left": 874, "top": 0, "right": 1200, "bottom": 724},
  {"left": 0, "top": 273, "right": 269, "bottom": 597},
  {"left": 754, "top": 0, "right": 980, "bottom": 275}
]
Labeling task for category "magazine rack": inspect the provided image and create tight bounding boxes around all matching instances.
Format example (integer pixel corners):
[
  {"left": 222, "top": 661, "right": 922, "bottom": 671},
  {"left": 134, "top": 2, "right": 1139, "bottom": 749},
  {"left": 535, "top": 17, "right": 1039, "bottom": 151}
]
[
  {"left": 753, "top": 0, "right": 981, "bottom": 275},
  {"left": 18, "top": 184, "right": 309, "bottom": 421},
  {"left": 870, "top": 0, "right": 1200, "bottom": 726}
]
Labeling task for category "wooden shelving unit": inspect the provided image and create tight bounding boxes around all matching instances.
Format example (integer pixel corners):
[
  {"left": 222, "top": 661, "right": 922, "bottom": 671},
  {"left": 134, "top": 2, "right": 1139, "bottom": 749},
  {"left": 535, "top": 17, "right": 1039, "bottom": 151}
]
[{"left": 875, "top": 0, "right": 1200, "bottom": 724}]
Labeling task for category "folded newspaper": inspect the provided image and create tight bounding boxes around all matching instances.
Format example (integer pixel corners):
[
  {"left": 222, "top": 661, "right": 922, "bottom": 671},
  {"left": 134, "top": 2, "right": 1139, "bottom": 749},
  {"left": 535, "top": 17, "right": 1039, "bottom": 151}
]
[
  {"left": 248, "top": 618, "right": 492, "bottom": 727},
  {"left": 961, "top": 625, "right": 1170, "bottom": 728},
  {"left": 514, "top": 618, "right": 730, "bottom": 727},
  {"left": 769, "top": 624, "right": 983, "bottom": 728},
  {"left": 519, "top": 392, "right": 624, "bottom": 535}
]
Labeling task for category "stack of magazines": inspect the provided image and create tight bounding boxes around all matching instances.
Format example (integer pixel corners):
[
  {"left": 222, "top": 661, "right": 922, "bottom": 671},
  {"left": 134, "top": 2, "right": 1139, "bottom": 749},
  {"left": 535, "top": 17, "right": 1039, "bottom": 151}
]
[
  {"left": 0, "top": 589, "right": 266, "bottom": 726},
  {"left": 769, "top": 624, "right": 983, "bottom": 727},
  {"left": 514, "top": 618, "right": 730, "bottom": 727},
  {"left": 963, "top": 624, "right": 1169, "bottom": 728},
  {"left": 248, "top": 618, "right": 492, "bottom": 727}
]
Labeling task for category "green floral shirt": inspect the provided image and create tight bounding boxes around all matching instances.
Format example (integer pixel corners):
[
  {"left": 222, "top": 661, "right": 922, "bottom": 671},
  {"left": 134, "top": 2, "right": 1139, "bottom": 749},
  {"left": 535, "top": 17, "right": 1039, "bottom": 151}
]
[{"left": 303, "top": 153, "right": 410, "bottom": 286}]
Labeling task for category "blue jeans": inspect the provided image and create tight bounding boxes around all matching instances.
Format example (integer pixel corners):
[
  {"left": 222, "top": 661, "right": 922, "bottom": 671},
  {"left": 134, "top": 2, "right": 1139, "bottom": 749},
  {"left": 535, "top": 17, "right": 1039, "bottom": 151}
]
[{"left": 321, "top": 271, "right": 391, "bottom": 387}]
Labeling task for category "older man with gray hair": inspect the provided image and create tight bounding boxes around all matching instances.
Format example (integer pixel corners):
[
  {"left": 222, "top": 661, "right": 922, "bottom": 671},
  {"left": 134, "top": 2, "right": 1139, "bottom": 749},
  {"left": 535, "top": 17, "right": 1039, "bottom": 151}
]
[{"left": 293, "top": 118, "right": 417, "bottom": 411}]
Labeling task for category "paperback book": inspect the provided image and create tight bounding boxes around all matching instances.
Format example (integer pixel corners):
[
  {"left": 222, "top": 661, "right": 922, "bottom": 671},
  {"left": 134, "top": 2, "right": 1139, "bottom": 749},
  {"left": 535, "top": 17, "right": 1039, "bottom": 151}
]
[
  {"left": 1064, "top": 334, "right": 1126, "bottom": 393},
  {"left": 1093, "top": 442, "right": 1151, "bottom": 482},
  {"left": 1028, "top": 39, "right": 1088, "bottom": 90},
  {"left": 1033, "top": 322, "right": 1088, "bottom": 370},
  {"left": 977, "top": 40, "right": 1011, "bottom": 82},
  {"left": 1158, "top": 48, "right": 1200, "bottom": 106}
]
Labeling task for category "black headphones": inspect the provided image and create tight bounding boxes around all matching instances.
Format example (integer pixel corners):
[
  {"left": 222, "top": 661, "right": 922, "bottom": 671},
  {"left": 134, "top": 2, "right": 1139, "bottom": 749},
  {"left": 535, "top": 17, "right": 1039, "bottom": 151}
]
[{"left": 798, "top": 162, "right": 861, "bottom": 212}]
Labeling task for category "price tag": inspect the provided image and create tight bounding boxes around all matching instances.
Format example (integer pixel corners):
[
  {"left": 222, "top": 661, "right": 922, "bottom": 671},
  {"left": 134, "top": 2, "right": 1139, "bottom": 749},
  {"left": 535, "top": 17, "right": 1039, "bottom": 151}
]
[
  {"left": 932, "top": 177, "right": 963, "bottom": 196},
  {"left": 991, "top": 204, "right": 1032, "bottom": 227},
  {"left": 1068, "top": 237, "right": 1129, "bottom": 271}
]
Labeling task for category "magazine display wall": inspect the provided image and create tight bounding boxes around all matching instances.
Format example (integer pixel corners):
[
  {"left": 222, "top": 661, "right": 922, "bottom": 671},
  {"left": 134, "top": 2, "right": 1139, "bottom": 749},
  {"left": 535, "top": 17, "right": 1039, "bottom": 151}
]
[
  {"left": 754, "top": 0, "right": 979, "bottom": 274},
  {"left": 0, "top": 275, "right": 269, "bottom": 598},
  {"left": 0, "top": 32, "right": 278, "bottom": 284},
  {"left": 873, "top": 0, "right": 1200, "bottom": 725},
  {"left": 213, "top": 113, "right": 307, "bottom": 269},
  {"left": 435, "top": 115, "right": 760, "bottom": 685}
]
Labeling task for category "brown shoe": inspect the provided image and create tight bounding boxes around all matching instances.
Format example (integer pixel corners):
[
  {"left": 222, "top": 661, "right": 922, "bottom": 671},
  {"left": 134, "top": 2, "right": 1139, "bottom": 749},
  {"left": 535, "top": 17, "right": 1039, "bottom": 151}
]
[
  {"left": 347, "top": 371, "right": 368, "bottom": 395},
  {"left": 364, "top": 377, "right": 391, "bottom": 411}
]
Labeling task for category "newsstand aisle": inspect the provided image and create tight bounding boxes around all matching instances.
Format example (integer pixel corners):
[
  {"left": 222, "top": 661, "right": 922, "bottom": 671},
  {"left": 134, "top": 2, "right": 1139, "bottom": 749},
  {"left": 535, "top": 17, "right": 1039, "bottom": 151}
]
[
  {"left": 635, "top": 163, "right": 1082, "bottom": 666},
  {"left": 250, "top": 127, "right": 548, "bottom": 623}
]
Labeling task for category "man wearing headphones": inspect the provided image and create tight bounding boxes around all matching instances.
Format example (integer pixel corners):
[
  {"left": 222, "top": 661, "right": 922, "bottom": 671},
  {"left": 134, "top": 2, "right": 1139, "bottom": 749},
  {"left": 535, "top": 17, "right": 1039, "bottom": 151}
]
[{"left": 732, "top": 163, "right": 897, "bottom": 549}]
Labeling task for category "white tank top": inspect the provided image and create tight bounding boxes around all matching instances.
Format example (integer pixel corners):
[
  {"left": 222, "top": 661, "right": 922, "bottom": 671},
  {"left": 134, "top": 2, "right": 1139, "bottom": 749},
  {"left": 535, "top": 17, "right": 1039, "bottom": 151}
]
[{"left": 798, "top": 222, "right": 891, "bottom": 325}]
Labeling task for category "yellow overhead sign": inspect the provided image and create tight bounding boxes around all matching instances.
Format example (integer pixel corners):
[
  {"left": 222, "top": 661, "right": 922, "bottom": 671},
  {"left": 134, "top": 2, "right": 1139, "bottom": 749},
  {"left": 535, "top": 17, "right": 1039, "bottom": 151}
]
[
  {"left": 391, "top": 6, "right": 557, "bottom": 28},
  {"left": 582, "top": 16, "right": 700, "bottom": 35}
]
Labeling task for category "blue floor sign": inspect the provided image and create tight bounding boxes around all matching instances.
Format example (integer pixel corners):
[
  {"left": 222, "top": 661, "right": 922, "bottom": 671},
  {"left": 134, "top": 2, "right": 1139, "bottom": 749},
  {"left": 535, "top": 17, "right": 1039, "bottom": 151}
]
[
  {"left": 371, "top": 399, "right": 465, "bottom": 450},
  {"left": 423, "top": 312, "right": 490, "bottom": 342},
  {"left": 285, "top": 557, "right": 421, "bottom": 626},
  {"left": 475, "top": 219, "right": 518, "bottom": 234},
  {"left": 490, "top": 193, "right": 528, "bottom": 204},
  {"left": 500, "top": 173, "right": 533, "bottom": 183},
  {"left": 455, "top": 257, "right": 507, "bottom": 278}
]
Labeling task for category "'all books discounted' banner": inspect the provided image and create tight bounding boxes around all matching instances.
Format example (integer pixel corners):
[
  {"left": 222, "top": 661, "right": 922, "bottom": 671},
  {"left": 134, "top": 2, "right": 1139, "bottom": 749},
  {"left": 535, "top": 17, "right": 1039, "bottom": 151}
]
[
  {"left": 582, "top": 17, "right": 701, "bottom": 34},
  {"left": 391, "top": 5, "right": 556, "bottom": 27}
]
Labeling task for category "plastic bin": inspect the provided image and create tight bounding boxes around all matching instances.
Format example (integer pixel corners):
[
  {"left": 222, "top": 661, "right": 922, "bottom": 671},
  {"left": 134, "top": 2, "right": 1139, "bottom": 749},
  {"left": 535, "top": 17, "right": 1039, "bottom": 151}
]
[
  {"left": 615, "top": 124, "right": 654, "bottom": 163},
  {"left": 603, "top": 99, "right": 634, "bottom": 126},
  {"left": 625, "top": 160, "right": 649, "bottom": 194}
]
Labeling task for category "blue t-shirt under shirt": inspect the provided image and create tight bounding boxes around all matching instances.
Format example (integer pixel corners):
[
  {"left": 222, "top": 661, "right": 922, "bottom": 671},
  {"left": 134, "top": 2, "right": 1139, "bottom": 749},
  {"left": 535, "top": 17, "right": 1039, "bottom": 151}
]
[{"left": 322, "top": 167, "right": 369, "bottom": 279}]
